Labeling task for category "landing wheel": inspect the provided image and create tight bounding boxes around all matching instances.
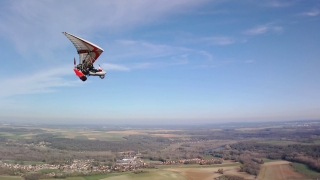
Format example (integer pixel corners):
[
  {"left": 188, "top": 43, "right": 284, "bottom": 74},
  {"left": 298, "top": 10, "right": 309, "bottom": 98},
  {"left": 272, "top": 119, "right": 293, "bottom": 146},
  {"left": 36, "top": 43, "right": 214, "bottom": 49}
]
[
  {"left": 100, "top": 75, "right": 105, "bottom": 79},
  {"left": 80, "top": 76, "right": 87, "bottom": 81}
]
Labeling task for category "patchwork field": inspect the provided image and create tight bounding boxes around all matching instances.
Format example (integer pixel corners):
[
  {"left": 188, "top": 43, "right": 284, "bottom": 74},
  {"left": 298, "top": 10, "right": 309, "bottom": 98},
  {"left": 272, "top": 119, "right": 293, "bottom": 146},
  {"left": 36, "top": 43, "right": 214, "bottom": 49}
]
[
  {"left": 257, "top": 161, "right": 309, "bottom": 180},
  {"left": 0, "top": 131, "right": 39, "bottom": 139},
  {"left": 0, "top": 125, "right": 192, "bottom": 141},
  {"left": 40, "top": 129, "right": 131, "bottom": 141}
]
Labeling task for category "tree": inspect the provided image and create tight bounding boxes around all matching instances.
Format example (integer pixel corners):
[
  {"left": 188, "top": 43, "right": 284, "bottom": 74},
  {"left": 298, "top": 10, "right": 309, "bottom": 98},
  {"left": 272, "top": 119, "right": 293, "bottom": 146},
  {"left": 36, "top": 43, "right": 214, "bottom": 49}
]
[{"left": 218, "top": 168, "right": 224, "bottom": 174}]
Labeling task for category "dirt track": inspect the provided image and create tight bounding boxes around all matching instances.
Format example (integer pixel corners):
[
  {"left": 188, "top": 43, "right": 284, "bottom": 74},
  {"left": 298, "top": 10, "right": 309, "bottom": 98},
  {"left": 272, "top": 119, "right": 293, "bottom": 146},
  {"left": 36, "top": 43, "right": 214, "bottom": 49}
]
[{"left": 257, "top": 161, "right": 310, "bottom": 180}]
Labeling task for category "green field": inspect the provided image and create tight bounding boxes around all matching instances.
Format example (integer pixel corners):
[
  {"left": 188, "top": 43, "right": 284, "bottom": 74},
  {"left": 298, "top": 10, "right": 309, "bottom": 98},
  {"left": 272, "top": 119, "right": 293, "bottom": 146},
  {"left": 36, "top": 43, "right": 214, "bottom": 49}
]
[
  {"left": 0, "top": 128, "right": 45, "bottom": 139},
  {"left": 38, "top": 169, "right": 61, "bottom": 173},
  {"left": 258, "top": 140, "right": 302, "bottom": 146},
  {"left": 235, "top": 126, "right": 282, "bottom": 131},
  {"left": 40, "top": 173, "right": 129, "bottom": 180},
  {"left": 0, "top": 127, "right": 128, "bottom": 141},
  {"left": 202, "top": 155, "right": 214, "bottom": 160},
  {"left": 0, "top": 176, "right": 22, "bottom": 180},
  {"left": 41, "top": 171, "right": 185, "bottom": 180},
  {"left": 0, "top": 132, "right": 31, "bottom": 139},
  {"left": 258, "top": 140, "right": 312, "bottom": 146},
  {"left": 311, "top": 140, "right": 320, "bottom": 144},
  {"left": 142, "top": 158, "right": 163, "bottom": 164},
  {"left": 262, "top": 158, "right": 280, "bottom": 163},
  {"left": 258, "top": 139, "right": 320, "bottom": 146},
  {"left": 98, "top": 170, "right": 186, "bottom": 180},
  {"left": 156, "top": 163, "right": 239, "bottom": 169},
  {"left": 2, "top": 160, "right": 45, "bottom": 165},
  {"left": 292, "top": 163, "right": 320, "bottom": 178},
  {"left": 79, "top": 173, "right": 130, "bottom": 180},
  {"left": 0, "top": 126, "right": 191, "bottom": 142},
  {"left": 38, "top": 129, "right": 127, "bottom": 141}
]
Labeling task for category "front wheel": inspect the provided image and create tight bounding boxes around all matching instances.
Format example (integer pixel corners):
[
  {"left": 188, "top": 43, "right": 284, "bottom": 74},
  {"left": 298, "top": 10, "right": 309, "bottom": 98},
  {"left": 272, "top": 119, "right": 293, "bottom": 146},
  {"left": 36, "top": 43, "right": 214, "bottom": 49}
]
[{"left": 100, "top": 75, "right": 105, "bottom": 79}]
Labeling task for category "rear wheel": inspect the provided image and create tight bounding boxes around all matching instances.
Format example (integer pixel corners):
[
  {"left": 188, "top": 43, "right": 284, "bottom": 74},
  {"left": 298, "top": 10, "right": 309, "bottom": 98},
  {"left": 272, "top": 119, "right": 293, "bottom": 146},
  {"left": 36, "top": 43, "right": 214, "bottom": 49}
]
[{"left": 80, "top": 76, "right": 87, "bottom": 81}]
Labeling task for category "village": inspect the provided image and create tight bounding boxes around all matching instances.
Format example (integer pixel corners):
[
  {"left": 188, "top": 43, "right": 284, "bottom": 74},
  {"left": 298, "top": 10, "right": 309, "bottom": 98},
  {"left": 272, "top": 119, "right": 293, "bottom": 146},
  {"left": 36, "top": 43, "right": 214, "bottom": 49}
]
[{"left": 0, "top": 151, "right": 224, "bottom": 177}]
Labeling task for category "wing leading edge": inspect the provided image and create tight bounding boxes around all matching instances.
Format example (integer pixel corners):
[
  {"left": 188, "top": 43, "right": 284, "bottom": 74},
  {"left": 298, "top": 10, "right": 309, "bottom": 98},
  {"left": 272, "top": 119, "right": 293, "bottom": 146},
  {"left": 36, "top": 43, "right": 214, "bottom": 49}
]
[{"left": 62, "top": 32, "right": 104, "bottom": 65}]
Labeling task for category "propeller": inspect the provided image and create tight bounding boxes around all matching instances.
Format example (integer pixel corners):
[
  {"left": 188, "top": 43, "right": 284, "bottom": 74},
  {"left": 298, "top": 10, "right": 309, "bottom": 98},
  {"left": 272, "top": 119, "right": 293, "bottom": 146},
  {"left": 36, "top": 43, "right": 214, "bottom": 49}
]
[{"left": 74, "top": 58, "right": 76, "bottom": 68}]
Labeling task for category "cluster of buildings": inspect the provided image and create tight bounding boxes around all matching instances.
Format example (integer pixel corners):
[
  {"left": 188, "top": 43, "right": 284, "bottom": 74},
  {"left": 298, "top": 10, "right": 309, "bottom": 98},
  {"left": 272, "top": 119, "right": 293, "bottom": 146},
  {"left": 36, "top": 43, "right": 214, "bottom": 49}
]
[
  {"left": 0, "top": 154, "right": 224, "bottom": 176},
  {"left": 60, "top": 159, "right": 97, "bottom": 172},
  {"left": 0, "top": 161, "right": 57, "bottom": 172},
  {"left": 0, "top": 157, "right": 144, "bottom": 175},
  {"left": 113, "top": 151, "right": 145, "bottom": 171}
]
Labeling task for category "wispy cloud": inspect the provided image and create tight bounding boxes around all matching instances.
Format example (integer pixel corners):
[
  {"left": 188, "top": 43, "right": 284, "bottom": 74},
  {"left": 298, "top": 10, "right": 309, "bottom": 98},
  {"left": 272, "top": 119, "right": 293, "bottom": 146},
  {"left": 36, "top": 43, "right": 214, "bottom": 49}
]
[
  {"left": 0, "top": 0, "right": 209, "bottom": 58},
  {"left": 100, "top": 63, "right": 130, "bottom": 71},
  {"left": 0, "top": 65, "right": 79, "bottom": 98},
  {"left": 103, "top": 60, "right": 188, "bottom": 71},
  {"left": 201, "top": 36, "right": 236, "bottom": 45},
  {"left": 244, "top": 26, "right": 269, "bottom": 35},
  {"left": 105, "top": 39, "right": 212, "bottom": 68},
  {"left": 0, "top": 61, "right": 140, "bottom": 98},
  {"left": 265, "top": 0, "right": 296, "bottom": 7},
  {"left": 244, "top": 24, "right": 283, "bottom": 36},
  {"left": 245, "top": 60, "right": 255, "bottom": 64},
  {"left": 301, "top": 9, "right": 320, "bottom": 17}
]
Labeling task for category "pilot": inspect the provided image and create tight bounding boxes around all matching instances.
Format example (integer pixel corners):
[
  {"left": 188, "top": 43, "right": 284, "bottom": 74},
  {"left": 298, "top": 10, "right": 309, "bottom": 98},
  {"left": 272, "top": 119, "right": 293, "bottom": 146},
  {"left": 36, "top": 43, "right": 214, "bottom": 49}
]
[{"left": 88, "top": 64, "right": 98, "bottom": 73}]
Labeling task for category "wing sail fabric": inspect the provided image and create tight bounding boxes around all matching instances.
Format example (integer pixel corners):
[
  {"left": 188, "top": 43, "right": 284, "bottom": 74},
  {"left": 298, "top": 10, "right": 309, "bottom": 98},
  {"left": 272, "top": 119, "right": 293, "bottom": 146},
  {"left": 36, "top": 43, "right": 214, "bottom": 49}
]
[{"left": 62, "top": 32, "right": 104, "bottom": 65}]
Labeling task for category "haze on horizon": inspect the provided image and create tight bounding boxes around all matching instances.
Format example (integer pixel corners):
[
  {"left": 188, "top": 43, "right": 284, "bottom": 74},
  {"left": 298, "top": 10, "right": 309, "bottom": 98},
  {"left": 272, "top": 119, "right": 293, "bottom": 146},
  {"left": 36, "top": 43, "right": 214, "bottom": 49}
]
[{"left": 0, "top": 0, "right": 320, "bottom": 124}]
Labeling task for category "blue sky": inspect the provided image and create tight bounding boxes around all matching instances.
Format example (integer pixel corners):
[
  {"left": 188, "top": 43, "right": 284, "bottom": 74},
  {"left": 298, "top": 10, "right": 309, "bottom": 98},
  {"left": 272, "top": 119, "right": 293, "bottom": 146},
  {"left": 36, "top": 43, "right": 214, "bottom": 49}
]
[{"left": 0, "top": 0, "right": 319, "bottom": 124}]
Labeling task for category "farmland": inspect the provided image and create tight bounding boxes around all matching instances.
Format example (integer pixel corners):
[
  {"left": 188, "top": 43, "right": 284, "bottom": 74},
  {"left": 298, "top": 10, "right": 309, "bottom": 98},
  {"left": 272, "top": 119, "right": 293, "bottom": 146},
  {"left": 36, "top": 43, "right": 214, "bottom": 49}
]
[{"left": 1, "top": 120, "right": 320, "bottom": 179}]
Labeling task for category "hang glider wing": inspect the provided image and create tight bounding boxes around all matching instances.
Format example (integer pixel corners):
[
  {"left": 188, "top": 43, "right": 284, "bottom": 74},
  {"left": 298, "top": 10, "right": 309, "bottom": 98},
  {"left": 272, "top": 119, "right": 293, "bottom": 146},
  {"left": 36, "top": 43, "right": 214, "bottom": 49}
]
[{"left": 62, "top": 32, "right": 104, "bottom": 66}]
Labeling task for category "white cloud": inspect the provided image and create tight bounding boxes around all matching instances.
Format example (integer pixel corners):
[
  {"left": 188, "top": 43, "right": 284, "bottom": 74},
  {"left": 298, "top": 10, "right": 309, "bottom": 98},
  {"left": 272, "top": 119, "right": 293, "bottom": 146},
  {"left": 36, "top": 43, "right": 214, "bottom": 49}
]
[
  {"left": 272, "top": 26, "right": 283, "bottom": 33},
  {"left": 244, "top": 24, "right": 283, "bottom": 36},
  {"left": 244, "top": 26, "right": 268, "bottom": 35},
  {"left": 301, "top": 9, "right": 320, "bottom": 17},
  {"left": 0, "top": 65, "right": 79, "bottom": 98}
]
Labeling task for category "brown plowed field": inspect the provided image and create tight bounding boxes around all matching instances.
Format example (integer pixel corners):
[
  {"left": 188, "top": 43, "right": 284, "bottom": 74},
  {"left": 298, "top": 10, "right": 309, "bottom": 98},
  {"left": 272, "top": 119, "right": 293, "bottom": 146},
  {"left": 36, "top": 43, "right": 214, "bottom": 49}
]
[
  {"left": 168, "top": 166, "right": 255, "bottom": 180},
  {"left": 257, "top": 161, "right": 310, "bottom": 180}
]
